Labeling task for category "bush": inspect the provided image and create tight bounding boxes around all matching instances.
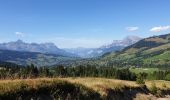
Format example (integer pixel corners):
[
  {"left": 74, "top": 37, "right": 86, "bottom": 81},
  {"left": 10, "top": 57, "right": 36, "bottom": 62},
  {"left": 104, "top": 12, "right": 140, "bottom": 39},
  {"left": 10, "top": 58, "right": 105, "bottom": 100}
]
[
  {"left": 162, "top": 83, "right": 167, "bottom": 89},
  {"left": 136, "top": 74, "right": 145, "bottom": 84},
  {"left": 150, "top": 82, "right": 157, "bottom": 94},
  {"left": 165, "top": 74, "right": 170, "bottom": 81}
]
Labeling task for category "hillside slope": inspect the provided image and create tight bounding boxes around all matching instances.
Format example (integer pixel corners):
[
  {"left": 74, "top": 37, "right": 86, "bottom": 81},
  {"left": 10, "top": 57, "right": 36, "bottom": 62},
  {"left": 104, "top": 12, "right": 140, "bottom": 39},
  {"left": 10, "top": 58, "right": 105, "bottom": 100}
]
[
  {"left": 0, "top": 49, "right": 78, "bottom": 67},
  {"left": 101, "top": 33, "right": 170, "bottom": 67}
]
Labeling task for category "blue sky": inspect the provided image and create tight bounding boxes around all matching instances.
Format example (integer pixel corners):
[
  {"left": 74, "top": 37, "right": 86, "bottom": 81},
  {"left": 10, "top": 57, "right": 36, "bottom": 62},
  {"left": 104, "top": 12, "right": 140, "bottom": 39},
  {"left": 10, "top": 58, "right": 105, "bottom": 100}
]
[{"left": 0, "top": 0, "right": 170, "bottom": 48}]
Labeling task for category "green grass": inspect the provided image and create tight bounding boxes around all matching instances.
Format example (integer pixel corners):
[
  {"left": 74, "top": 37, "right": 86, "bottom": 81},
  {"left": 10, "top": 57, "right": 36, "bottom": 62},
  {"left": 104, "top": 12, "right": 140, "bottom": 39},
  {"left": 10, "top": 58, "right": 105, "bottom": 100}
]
[
  {"left": 144, "top": 51, "right": 170, "bottom": 65},
  {"left": 130, "top": 68, "right": 159, "bottom": 74}
]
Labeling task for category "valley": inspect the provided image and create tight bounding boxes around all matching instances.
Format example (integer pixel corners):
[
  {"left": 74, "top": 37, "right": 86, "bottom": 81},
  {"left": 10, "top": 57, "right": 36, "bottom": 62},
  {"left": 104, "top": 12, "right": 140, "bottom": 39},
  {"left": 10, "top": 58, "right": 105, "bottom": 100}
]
[
  {"left": 0, "top": 33, "right": 170, "bottom": 100},
  {"left": 1, "top": 0, "right": 170, "bottom": 100}
]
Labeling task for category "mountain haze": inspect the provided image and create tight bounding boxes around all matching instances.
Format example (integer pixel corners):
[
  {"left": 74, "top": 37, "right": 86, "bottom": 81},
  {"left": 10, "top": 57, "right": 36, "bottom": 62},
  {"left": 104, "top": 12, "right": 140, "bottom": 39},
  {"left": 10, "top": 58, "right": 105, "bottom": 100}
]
[
  {"left": 65, "top": 36, "right": 141, "bottom": 58},
  {"left": 0, "top": 40, "right": 76, "bottom": 57}
]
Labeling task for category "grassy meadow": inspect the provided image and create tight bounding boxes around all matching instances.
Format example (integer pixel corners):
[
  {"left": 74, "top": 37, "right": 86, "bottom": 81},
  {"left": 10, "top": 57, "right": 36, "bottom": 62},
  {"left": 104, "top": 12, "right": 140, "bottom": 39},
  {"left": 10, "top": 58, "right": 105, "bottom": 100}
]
[
  {"left": 130, "top": 68, "right": 159, "bottom": 74},
  {"left": 0, "top": 77, "right": 170, "bottom": 100}
]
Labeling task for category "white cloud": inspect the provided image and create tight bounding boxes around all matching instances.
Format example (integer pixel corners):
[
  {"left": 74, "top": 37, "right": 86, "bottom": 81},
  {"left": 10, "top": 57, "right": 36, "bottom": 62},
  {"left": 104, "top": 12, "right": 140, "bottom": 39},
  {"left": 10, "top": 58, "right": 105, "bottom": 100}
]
[
  {"left": 15, "top": 32, "right": 24, "bottom": 36},
  {"left": 150, "top": 26, "right": 170, "bottom": 32},
  {"left": 126, "top": 27, "right": 139, "bottom": 31}
]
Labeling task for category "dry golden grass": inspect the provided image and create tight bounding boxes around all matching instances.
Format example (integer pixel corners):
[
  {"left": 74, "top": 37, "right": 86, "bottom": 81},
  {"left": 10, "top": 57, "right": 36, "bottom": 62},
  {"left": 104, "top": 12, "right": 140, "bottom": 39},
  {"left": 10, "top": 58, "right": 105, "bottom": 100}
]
[
  {"left": 145, "top": 80, "right": 170, "bottom": 90},
  {"left": 61, "top": 77, "right": 140, "bottom": 96},
  {"left": 133, "top": 93, "right": 160, "bottom": 100},
  {"left": 0, "top": 77, "right": 170, "bottom": 97},
  {"left": 0, "top": 78, "right": 62, "bottom": 95},
  {"left": 0, "top": 77, "right": 139, "bottom": 96}
]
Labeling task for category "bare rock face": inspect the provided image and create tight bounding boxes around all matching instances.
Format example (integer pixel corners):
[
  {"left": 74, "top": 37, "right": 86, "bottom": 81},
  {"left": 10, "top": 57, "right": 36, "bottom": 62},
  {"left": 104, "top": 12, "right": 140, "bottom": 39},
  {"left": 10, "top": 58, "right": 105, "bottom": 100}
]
[{"left": 0, "top": 40, "right": 75, "bottom": 57}]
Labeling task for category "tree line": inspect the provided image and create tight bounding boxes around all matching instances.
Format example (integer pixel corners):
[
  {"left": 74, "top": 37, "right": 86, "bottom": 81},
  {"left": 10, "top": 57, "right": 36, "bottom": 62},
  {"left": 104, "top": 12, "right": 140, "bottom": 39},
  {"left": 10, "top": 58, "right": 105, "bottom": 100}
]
[{"left": 0, "top": 64, "right": 170, "bottom": 82}]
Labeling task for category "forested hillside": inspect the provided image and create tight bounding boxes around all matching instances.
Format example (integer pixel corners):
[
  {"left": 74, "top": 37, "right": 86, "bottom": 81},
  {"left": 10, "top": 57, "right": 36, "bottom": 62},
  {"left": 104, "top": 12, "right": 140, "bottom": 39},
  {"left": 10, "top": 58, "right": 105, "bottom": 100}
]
[{"left": 0, "top": 49, "right": 78, "bottom": 67}]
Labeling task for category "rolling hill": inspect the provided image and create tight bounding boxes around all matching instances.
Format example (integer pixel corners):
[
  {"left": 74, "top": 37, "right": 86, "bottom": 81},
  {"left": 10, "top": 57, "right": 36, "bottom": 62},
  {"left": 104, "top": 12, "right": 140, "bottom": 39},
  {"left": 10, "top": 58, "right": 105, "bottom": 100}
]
[
  {"left": 0, "top": 49, "right": 78, "bottom": 67},
  {"left": 100, "top": 33, "right": 170, "bottom": 67}
]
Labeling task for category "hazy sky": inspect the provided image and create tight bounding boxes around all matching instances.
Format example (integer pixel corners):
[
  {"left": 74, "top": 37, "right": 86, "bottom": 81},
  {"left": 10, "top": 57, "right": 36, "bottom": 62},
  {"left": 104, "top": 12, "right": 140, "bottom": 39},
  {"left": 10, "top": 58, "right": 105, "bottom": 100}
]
[{"left": 0, "top": 0, "right": 170, "bottom": 48}]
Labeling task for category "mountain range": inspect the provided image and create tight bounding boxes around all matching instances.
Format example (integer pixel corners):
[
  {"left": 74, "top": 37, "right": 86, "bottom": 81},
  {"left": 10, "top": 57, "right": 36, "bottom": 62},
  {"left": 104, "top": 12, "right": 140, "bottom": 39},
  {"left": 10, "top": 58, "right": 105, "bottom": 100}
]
[
  {"left": 0, "top": 40, "right": 76, "bottom": 57},
  {"left": 0, "top": 40, "right": 80, "bottom": 66},
  {"left": 65, "top": 36, "right": 141, "bottom": 58},
  {"left": 0, "top": 35, "right": 142, "bottom": 66}
]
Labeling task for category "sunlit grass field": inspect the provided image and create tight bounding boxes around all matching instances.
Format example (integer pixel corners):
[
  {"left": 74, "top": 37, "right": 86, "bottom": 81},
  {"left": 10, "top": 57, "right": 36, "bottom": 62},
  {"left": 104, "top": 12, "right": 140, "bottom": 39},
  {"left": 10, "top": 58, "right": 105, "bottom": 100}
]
[
  {"left": 0, "top": 77, "right": 169, "bottom": 97},
  {"left": 0, "top": 78, "right": 138, "bottom": 96},
  {"left": 145, "top": 80, "right": 170, "bottom": 89}
]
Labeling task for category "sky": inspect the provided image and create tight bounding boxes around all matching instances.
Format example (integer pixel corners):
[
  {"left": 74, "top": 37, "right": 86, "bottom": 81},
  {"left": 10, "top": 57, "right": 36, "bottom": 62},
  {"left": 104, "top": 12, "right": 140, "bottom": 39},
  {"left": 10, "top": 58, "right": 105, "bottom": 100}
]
[{"left": 0, "top": 0, "right": 170, "bottom": 48}]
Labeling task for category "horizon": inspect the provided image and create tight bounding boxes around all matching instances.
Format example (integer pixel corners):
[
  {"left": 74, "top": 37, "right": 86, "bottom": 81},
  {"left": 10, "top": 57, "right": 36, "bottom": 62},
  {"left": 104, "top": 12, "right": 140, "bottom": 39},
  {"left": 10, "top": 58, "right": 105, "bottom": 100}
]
[
  {"left": 0, "top": 34, "right": 142, "bottom": 49},
  {"left": 0, "top": 0, "right": 170, "bottom": 48}
]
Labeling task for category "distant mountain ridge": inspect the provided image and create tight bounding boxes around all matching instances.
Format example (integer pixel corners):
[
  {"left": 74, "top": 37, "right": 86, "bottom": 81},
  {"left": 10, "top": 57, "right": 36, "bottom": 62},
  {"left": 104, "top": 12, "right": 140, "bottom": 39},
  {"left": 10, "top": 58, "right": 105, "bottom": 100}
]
[
  {"left": 0, "top": 40, "right": 76, "bottom": 57},
  {"left": 0, "top": 36, "right": 142, "bottom": 66},
  {"left": 102, "top": 35, "right": 141, "bottom": 48},
  {"left": 65, "top": 35, "right": 142, "bottom": 58},
  {"left": 0, "top": 49, "right": 78, "bottom": 66}
]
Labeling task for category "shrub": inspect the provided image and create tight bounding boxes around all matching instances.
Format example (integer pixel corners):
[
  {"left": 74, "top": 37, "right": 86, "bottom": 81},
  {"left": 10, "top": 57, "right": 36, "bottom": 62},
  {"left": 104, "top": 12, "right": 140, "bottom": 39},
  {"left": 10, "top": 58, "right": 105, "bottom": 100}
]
[
  {"left": 162, "top": 83, "right": 167, "bottom": 89},
  {"left": 150, "top": 82, "right": 157, "bottom": 94},
  {"left": 165, "top": 74, "right": 170, "bottom": 81},
  {"left": 136, "top": 74, "right": 145, "bottom": 84}
]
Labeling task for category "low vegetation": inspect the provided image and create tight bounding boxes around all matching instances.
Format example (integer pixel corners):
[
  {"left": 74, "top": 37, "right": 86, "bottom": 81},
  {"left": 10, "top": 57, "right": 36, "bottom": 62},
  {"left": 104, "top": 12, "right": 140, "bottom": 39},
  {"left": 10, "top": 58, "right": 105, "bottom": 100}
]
[
  {"left": 1, "top": 64, "right": 170, "bottom": 81},
  {"left": 0, "top": 78, "right": 169, "bottom": 100},
  {"left": 0, "top": 78, "right": 101, "bottom": 100},
  {"left": 0, "top": 63, "right": 170, "bottom": 100}
]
